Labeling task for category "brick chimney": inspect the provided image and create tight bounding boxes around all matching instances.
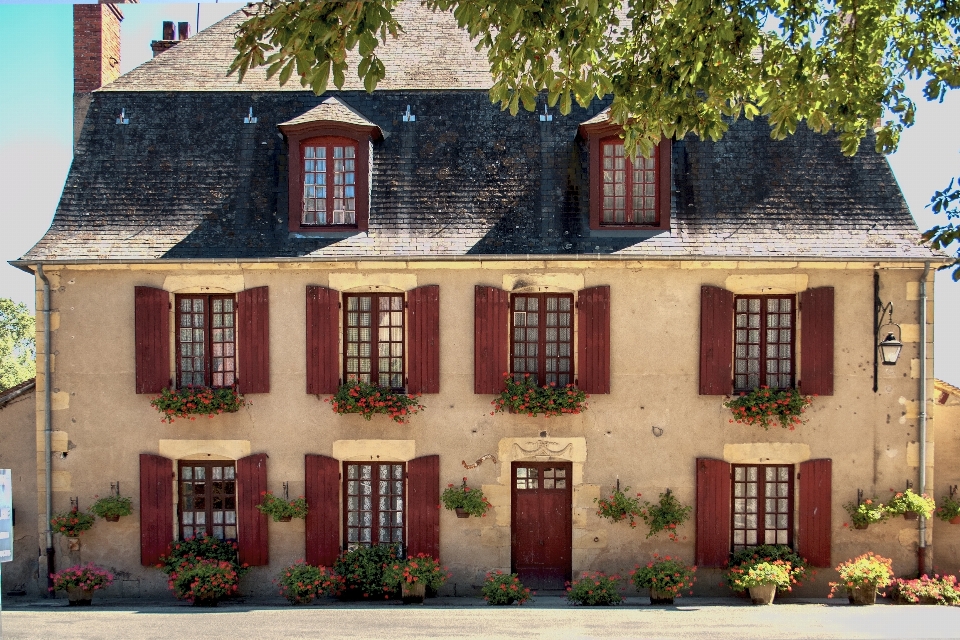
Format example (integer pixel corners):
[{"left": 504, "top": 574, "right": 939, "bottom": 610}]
[
  {"left": 73, "top": 1, "right": 133, "bottom": 148},
  {"left": 150, "top": 21, "right": 190, "bottom": 57}
]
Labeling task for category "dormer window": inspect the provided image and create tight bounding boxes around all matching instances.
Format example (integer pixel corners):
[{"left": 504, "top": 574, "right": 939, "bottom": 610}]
[
  {"left": 279, "top": 98, "right": 382, "bottom": 233},
  {"left": 579, "top": 110, "right": 671, "bottom": 231}
]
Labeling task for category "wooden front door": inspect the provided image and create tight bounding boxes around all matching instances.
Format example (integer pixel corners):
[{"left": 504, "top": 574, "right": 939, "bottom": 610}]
[{"left": 511, "top": 461, "right": 572, "bottom": 590}]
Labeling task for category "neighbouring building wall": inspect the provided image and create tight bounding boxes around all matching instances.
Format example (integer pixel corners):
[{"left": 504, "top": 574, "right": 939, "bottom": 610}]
[
  {"left": 0, "top": 382, "right": 39, "bottom": 596},
  {"left": 933, "top": 381, "right": 960, "bottom": 575},
  {"left": 31, "top": 259, "right": 933, "bottom": 598}
]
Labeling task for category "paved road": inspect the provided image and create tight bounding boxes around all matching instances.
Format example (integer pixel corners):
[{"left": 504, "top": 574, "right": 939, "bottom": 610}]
[{"left": 3, "top": 597, "right": 960, "bottom": 639}]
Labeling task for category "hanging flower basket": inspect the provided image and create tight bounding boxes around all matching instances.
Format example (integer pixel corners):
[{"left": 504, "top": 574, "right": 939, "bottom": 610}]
[
  {"left": 51, "top": 508, "right": 95, "bottom": 539},
  {"left": 723, "top": 386, "right": 812, "bottom": 430},
  {"left": 90, "top": 494, "right": 133, "bottom": 521},
  {"left": 150, "top": 385, "right": 244, "bottom": 423},
  {"left": 844, "top": 498, "right": 888, "bottom": 529},
  {"left": 936, "top": 493, "right": 960, "bottom": 523},
  {"left": 256, "top": 491, "right": 308, "bottom": 522},
  {"left": 441, "top": 479, "right": 491, "bottom": 518},
  {"left": 491, "top": 374, "right": 588, "bottom": 418},
  {"left": 326, "top": 380, "right": 424, "bottom": 424},
  {"left": 886, "top": 489, "right": 936, "bottom": 520}
]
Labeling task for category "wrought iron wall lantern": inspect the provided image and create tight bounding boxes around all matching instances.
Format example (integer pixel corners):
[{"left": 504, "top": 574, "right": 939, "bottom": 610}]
[{"left": 873, "top": 272, "right": 904, "bottom": 392}]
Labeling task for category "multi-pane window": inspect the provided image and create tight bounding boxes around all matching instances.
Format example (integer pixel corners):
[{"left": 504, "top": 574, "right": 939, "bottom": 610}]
[
  {"left": 511, "top": 294, "right": 574, "bottom": 387},
  {"left": 734, "top": 296, "right": 795, "bottom": 391},
  {"left": 302, "top": 139, "right": 357, "bottom": 226},
  {"left": 515, "top": 466, "right": 568, "bottom": 490},
  {"left": 601, "top": 139, "right": 657, "bottom": 225},
  {"left": 343, "top": 462, "right": 404, "bottom": 550},
  {"left": 178, "top": 461, "right": 237, "bottom": 541},
  {"left": 344, "top": 293, "right": 405, "bottom": 389},
  {"left": 176, "top": 295, "right": 236, "bottom": 388},
  {"left": 731, "top": 464, "right": 793, "bottom": 551}
]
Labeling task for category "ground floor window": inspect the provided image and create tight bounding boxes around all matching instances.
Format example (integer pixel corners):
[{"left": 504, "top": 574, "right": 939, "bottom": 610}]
[
  {"left": 178, "top": 461, "right": 237, "bottom": 541},
  {"left": 731, "top": 464, "right": 793, "bottom": 551},
  {"left": 343, "top": 462, "right": 404, "bottom": 550}
]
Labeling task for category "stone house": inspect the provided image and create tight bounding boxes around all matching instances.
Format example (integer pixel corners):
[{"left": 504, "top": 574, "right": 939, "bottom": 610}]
[{"left": 10, "top": 1, "right": 945, "bottom": 598}]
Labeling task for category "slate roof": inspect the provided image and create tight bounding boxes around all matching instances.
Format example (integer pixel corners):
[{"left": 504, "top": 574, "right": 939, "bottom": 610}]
[{"left": 15, "top": 4, "right": 942, "bottom": 265}]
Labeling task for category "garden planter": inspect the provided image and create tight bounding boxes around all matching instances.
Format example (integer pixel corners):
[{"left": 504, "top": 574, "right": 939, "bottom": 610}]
[
  {"left": 66, "top": 537, "right": 81, "bottom": 551},
  {"left": 649, "top": 589, "right": 674, "bottom": 605},
  {"left": 401, "top": 582, "right": 426, "bottom": 604},
  {"left": 277, "top": 516, "right": 293, "bottom": 522},
  {"left": 748, "top": 584, "right": 777, "bottom": 605},
  {"left": 104, "top": 515, "right": 120, "bottom": 522},
  {"left": 66, "top": 586, "right": 94, "bottom": 606},
  {"left": 950, "top": 516, "right": 960, "bottom": 525},
  {"left": 853, "top": 522, "right": 869, "bottom": 530},
  {"left": 903, "top": 512, "right": 918, "bottom": 521},
  {"left": 455, "top": 508, "right": 469, "bottom": 519},
  {"left": 849, "top": 585, "right": 878, "bottom": 605},
  {"left": 192, "top": 597, "right": 220, "bottom": 607}
]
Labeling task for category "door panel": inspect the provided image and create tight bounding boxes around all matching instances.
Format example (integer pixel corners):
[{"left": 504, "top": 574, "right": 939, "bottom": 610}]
[{"left": 511, "top": 462, "right": 572, "bottom": 590}]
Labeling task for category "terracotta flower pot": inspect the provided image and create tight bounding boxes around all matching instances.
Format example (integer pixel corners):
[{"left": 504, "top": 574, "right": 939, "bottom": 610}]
[
  {"left": 192, "top": 597, "right": 220, "bottom": 607},
  {"left": 903, "top": 512, "right": 919, "bottom": 521},
  {"left": 66, "top": 537, "right": 81, "bottom": 551},
  {"left": 849, "top": 585, "right": 877, "bottom": 605},
  {"left": 455, "top": 508, "right": 470, "bottom": 518},
  {"left": 67, "top": 586, "right": 94, "bottom": 606},
  {"left": 401, "top": 582, "right": 426, "bottom": 604},
  {"left": 950, "top": 516, "right": 960, "bottom": 525},
  {"left": 649, "top": 588, "right": 675, "bottom": 605},
  {"left": 748, "top": 584, "right": 776, "bottom": 605},
  {"left": 104, "top": 515, "right": 120, "bottom": 522},
  {"left": 853, "top": 522, "right": 869, "bottom": 530},
  {"left": 278, "top": 516, "right": 293, "bottom": 522}
]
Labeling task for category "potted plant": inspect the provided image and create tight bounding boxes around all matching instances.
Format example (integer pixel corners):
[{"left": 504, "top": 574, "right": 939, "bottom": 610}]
[
  {"left": 90, "top": 494, "right": 133, "bottom": 522},
  {"left": 332, "top": 544, "right": 399, "bottom": 600},
  {"left": 157, "top": 535, "right": 247, "bottom": 577},
  {"left": 886, "top": 489, "right": 936, "bottom": 520},
  {"left": 725, "top": 545, "right": 812, "bottom": 593},
  {"left": 726, "top": 559, "right": 793, "bottom": 605},
  {"left": 381, "top": 553, "right": 448, "bottom": 604},
  {"left": 888, "top": 575, "right": 960, "bottom": 605},
  {"left": 638, "top": 491, "right": 692, "bottom": 540},
  {"left": 844, "top": 498, "right": 888, "bottom": 530},
  {"left": 326, "top": 380, "right": 424, "bottom": 424},
  {"left": 275, "top": 560, "right": 344, "bottom": 604},
  {"left": 50, "top": 563, "right": 114, "bottom": 606},
  {"left": 150, "top": 385, "right": 245, "bottom": 423},
  {"left": 630, "top": 555, "right": 697, "bottom": 605},
  {"left": 50, "top": 507, "right": 95, "bottom": 550},
  {"left": 481, "top": 571, "right": 533, "bottom": 605},
  {"left": 565, "top": 572, "right": 625, "bottom": 606},
  {"left": 594, "top": 486, "right": 642, "bottom": 528},
  {"left": 723, "top": 386, "right": 812, "bottom": 430},
  {"left": 441, "top": 478, "right": 491, "bottom": 518},
  {"left": 256, "top": 491, "right": 308, "bottom": 522},
  {"left": 936, "top": 493, "right": 960, "bottom": 524},
  {"left": 168, "top": 558, "right": 239, "bottom": 606},
  {"left": 491, "top": 373, "right": 588, "bottom": 418},
  {"left": 828, "top": 552, "right": 894, "bottom": 605}
]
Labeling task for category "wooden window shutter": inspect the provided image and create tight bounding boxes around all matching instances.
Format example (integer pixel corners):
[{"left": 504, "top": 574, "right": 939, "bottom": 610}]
[
  {"left": 236, "top": 453, "right": 269, "bottom": 566},
  {"left": 474, "top": 286, "right": 509, "bottom": 394},
  {"left": 800, "top": 287, "right": 834, "bottom": 396},
  {"left": 139, "top": 453, "right": 173, "bottom": 566},
  {"left": 695, "top": 458, "right": 731, "bottom": 568},
  {"left": 407, "top": 285, "right": 440, "bottom": 394},
  {"left": 577, "top": 285, "right": 611, "bottom": 394},
  {"left": 798, "top": 458, "right": 832, "bottom": 568},
  {"left": 405, "top": 454, "right": 440, "bottom": 559},
  {"left": 237, "top": 287, "right": 270, "bottom": 394},
  {"left": 305, "top": 454, "right": 341, "bottom": 566},
  {"left": 134, "top": 286, "right": 170, "bottom": 394},
  {"left": 306, "top": 286, "right": 341, "bottom": 395},
  {"left": 699, "top": 286, "right": 734, "bottom": 395}
]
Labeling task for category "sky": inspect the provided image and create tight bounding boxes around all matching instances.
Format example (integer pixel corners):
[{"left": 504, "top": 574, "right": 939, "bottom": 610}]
[{"left": 0, "top": 2, "right": 957, "bottom": 384}]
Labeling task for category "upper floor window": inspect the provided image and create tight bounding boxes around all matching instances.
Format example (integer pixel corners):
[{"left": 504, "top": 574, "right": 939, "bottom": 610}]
[
  {"left": 510, "top": 293, "right": 574, "bottom": 387},
  {"left": 176, "top": 294, "right": 236, "bottom": 388},
  {"left": 302, "top": 138, "right": 357, "bottom": 226},
  {"left": 343, "top": 293, "right": 405, "bottom": 390},
  {"left": 734, "top": 295, "right": 794, "bottom": 392}
]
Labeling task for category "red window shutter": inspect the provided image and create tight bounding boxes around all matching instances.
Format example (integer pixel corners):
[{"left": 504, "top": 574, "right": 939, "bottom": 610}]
[
  {"left": 658, "top": 137, "right": 672, "bottom": 226},
  {"left": 236, "top": 453, "right": 269, "bottom": 566},
  {"left": 577, "top": 286, "right": 611, "bottom": 394},
  {"left": 696, "top": 458, "right": 731, "bottom": 568},
  {"left": 139, "top": 453, "right": 173, "bottom": 566},
  {"left": 798, "top": 458, "right": 832, "bottom": 568},
  {"left": 306, "top": 286, "right": 341, "bottom": 395},
  {"left": 405, "top": 455, "right": 440, "bottom": 559},
  {"left": 134, "top": 286, "right": 170, "bottom": 394},
  {"left": 237, "top": 287, "right": 270, "bottom": 394},
  {"left": 305, "top": 454, "right": 341, "bottom": 566},
  {"left": 699, "top": 286, "right": 734, "bottom": 395},
  {"left": 800, "top": 287, "right": 834, "bottom": 396},
  {"left": 407, "top": 285, "right": 440, "bottom": 394},
  {"left": 474, "top": 286, "right": 509, "bottom": 394}
]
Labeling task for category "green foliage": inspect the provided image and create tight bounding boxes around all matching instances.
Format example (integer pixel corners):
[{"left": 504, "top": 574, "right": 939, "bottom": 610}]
[
  {"left": 594, "top": 487, "right": 642, "bottom": 528},
  {"left": 168, "top": 559, "right": 239, "bottom": 603},
  {"left": 440, "top": 479, "right": 491, "bottom": 517},
  {"left": 726, "top": 545, "right": 812, "bottom": 591},
  {"left": 50, "top": 563, "right": 114, "bottom": 592},
  {"left": 256, "top": 491, "right": 309, "bottom": 521},
  {"left": 327, "top": 380, "right": 424, "bottom": 424},
  {"left": 886, "top": 489, "right": 936, "bottom": 518},
  {"left": 150, "top": 386, "right": 245, "bottom": 423},
  {"left": 333, "top": 544, "right": 399, "bottom": 599},
  {"left": 630, "top": 555, "right": 697, "bottom": 598},
  {"left": 565, "top": 571, "right": 625, "bottom": 606},
  {"left": 889, "top": 575, "right": 960, "bottom": 605},
  {"left": 230, "top": 0, "right": 960, "bottom": 157},
  {"left": 724, "top": 386, "right": 812, "bottom": 430},
  {"left": 491, "top": 374, "right": 588, "bottom": 417},
  {"left": 481, "top": 571, "right": 532, "bottom": 605},
  {"left": 936, "top": 493, "right": 960, "bottom": 522},
  {"left": 639, "top": 491, "right": 692, "bottom": 540},
  {"left": 727, "top": 560, "right": 793, "bottom": 591},
  {"left": 381, "top": 553, "right": 448, "bottom": 591},
  {"left": 50, "top": 508, "right": 95, "bottom": 537},
  {"left": 275, "top": 561, "right": 344, "bottom": 604},
  {"left": 844, "top": 498, "right": 889, "bottom": 527},
  {"left": 828, "top": 552, "right": 894, "bottom": 597},
  {"left": 89, "top": 494, "right": 134, "bottom": 519},
  {"left": 157, "top": 535, "right": 247, "bottom": 577},
  {"left": 923, "top": 177, "right": 960, "bottom": 281},
  {"left": 0, "top": 298, "right": 35, "bottom": 392}
]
